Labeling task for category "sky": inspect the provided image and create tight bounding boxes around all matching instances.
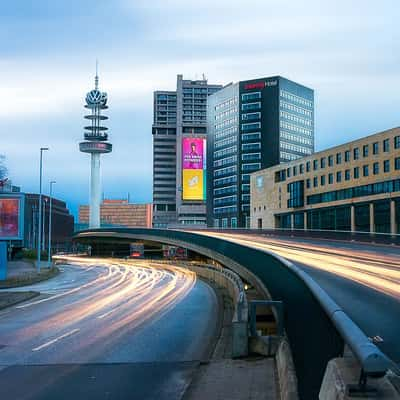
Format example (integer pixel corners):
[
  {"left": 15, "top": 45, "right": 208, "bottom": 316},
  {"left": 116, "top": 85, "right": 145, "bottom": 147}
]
[{"left": 1, "top": 0, "right": 399, "bottom": 218}]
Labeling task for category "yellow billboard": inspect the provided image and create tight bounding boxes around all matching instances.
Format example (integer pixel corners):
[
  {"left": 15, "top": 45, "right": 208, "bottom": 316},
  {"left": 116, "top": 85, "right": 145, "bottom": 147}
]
[{"left": 182, "top": 169, "right": 204, "bottom": 200}]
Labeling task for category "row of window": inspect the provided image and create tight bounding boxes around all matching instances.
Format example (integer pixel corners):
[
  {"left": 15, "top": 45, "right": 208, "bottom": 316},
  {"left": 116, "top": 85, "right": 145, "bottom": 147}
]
[
  {"left": 242, "top": 132, "right": 261, "bottom": 141},
  {"left": 280, "top": 151, "right": 300, "bottom": 161},
  {"left": 280, "top": 131, "right": 313, "bottom": 146},
  {"left": 280, "top": 121, "right": 313, "bottom": 136},
  {"left": 215, "top": 96, "right": 238, "bottom": 111},
  {"left": 214, "top": 175, "right": 237, "bottom": 186},
  {"left": 214, "top": 165, "right": 237, "bottom": 177},
  {"left": 280, "top": 111, "right": 312, "bottom": 127},
  {"left": 307, "top": 178, "right": 400, "bottom": 205},
  {"left": 280, "top": 100, "right": 312, "bottom": 117},
  {"left": 215, "top": 107, "right": 237, "bottom": 121},
  {"left": 214, "top": 185, "right": 237, "bottom": 196},
  {"left": 182, "top": 87, "right": 209, "bottom": 94},
  {"left": 242, "top": 142, "right": 261, "bottom": 151},
  {"left": 214, "top": 155, "right": 237, "bottom": 167},
  {"left": 242, "top": 112, "right": 261, "bottom": 121},
  {"left": 215, "top": 135, "right": 237, "bottom": 149},
  {"left": 242, "top": 153, "right": 261, "bottom": 161},
  {"left": 214, "top": 145, "right": 237, "bottom": 159},
  {"left": 215, "top": 117, "right": 238, "bottom": 131},
  {"left": 242, "top": 102, "right": 261, "bottom": 111},
  {"left": 214, "top": 195, "right": 237, "bottom": 206},
  {"left": 280, "top": 90, "right": 313, "bottom": 108},
  {"left": 213, "top": 205, "right": 238, "bottom": 214},
  {"left": 305, "top": 159, "right": 400, "bottom": 189},
  {"left": 242, "top": 163, "right": 261, "bottom": 172},
  {"left": 280, "top": 137, "right": 400, "bottom": 180},
  {"left": 215, "top": 125, "right": 238, "bottom": 141},
  {"left": 280, "top": 141, "right": 311, "bottom": 155},
  {"left": 242, "top": 92, "right": 261, "bottom": 102},
  {"left": 242, "top": 122, "right": 261, "bottom": 131}
]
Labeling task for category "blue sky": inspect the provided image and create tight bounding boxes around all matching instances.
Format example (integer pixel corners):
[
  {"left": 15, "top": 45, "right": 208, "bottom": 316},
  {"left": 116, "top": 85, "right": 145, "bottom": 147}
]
[{"left": 1, "top": 0, "right": 399, "bottom": 218}]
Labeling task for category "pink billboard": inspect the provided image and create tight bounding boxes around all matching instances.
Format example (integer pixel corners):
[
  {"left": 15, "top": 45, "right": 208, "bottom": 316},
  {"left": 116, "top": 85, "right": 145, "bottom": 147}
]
[
  {"left": 182, "top": 138, "right": 205, "bottom": 170},
  {"left": 0, "top": 198, "right": 20, "bottom": 238}
]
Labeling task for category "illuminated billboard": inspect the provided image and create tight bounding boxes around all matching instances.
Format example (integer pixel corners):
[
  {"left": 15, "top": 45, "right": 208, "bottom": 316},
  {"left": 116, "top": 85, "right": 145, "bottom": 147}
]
[
  {"left": 182, "top": 138, "right": 206, "bottom": 200},
  {"left": 0, "top": 197, "right": 22, "bottom": 239}
]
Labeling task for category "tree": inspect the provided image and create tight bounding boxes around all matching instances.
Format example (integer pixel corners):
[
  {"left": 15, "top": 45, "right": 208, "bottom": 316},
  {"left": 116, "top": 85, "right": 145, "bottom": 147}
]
[{"left": 0, "top": 155, "right": 7, "bottom": 181}]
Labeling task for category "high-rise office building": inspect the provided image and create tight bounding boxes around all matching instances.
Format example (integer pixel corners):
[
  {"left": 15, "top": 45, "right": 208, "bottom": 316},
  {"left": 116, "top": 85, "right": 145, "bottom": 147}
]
[
  {"left": 152, "top": 75, "right": 222, "bottom": 227},
  {"left": 207, "top": 76, "right": 314, "bottom": 228}
]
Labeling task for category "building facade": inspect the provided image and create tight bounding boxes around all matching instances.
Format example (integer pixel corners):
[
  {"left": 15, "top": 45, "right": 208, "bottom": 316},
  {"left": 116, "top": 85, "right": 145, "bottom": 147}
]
[
  {"left": 152, "top": 74, "right": 222, "bottom": 227},
  {"left": 251, "top": 127, "right": 400, "bottom": 234},
  {"left": 79, "top": 199, "right": 152, "bottom": 228},
  {"left": 0, "top": 189, "right": 74, "bottom": 251},
  {"left": 207, "top": 76, "right": 314, "bottom": 228}
]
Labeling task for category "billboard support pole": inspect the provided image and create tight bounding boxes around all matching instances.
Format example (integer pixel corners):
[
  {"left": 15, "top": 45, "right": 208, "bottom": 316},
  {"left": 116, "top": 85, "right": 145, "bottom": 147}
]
[{"left": 0, "top": 241, "right": 7, "bottom": 280}]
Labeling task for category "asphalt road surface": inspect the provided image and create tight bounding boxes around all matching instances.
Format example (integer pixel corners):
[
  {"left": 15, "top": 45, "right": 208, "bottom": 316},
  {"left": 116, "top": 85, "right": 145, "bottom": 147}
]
[
  {"left": 0, "top": 258, "right": 219, "bottom": 400},
  {"left": 198, "top": 231, "right": 400, "bottom": 365}
]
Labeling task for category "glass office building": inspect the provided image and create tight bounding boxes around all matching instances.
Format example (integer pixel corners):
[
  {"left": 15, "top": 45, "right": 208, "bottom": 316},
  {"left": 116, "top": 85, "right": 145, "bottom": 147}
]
[{"left": 207, "top": 76, "right": 314, "bottom": 228}]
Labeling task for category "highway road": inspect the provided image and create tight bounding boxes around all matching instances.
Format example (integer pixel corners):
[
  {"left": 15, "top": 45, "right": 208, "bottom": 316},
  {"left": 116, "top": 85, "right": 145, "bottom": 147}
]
[
  {"left": 0, "top": 258, "right": 219, "bottom": 400},
  {"left": 198, "top": 231, "right": 400, "bottom": 365}
]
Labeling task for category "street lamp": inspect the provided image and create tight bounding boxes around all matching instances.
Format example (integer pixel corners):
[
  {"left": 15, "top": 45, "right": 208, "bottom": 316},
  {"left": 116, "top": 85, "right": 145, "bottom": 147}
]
[
  {"left": 37, "top": 147, "right": 49, "bottom": 272},
  {"left": 48, "top": 181, "right": 56, "bottom": 267}
]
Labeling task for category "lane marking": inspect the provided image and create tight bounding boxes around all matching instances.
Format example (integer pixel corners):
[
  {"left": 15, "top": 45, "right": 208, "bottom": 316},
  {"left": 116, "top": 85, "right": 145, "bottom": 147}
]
[{"left": 32, "top": 328, "right": 80, "bottom": 352}]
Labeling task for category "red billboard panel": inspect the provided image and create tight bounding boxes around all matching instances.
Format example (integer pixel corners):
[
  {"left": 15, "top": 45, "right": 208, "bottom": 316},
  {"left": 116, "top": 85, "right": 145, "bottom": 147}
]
[
  {"left": 0, "top": 198, "right": 20, "bottom": 238},
  {"left": 244, "top": 82, "right": 265, "bottom": 90}
]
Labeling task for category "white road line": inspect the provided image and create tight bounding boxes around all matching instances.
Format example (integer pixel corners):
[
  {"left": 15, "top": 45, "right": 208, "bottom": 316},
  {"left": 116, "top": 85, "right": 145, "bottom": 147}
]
[
  {"left": 97, "top": 309, "right": 116, "bottom": 319},
  {"left": 32, "top": 328, "right": 80, "bottom": 352}
]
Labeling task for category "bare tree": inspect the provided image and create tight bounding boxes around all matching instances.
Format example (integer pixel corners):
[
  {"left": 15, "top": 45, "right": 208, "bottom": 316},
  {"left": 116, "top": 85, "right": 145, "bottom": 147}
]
[{"left": 0, "top": 155, "right": 7, "bottom": 181}]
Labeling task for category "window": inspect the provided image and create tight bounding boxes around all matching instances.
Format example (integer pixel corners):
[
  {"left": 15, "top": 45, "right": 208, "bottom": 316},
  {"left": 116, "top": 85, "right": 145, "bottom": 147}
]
[
  {"left": 299, "top": 164, "right": 304, "bottom": 174},
  {"left": 231, "top": 217, "right": 237, "bottom": 228},
  {"left": 373, "top": 162, "right": 379, "bottom": 175},
  {"left": 328, "top": 173, "right": 333, "bottom": 184},
  {"left": 313, "top": 177, "right": 318, "bottom": 187},
  {"left": 242, "top": 163, "right": 261, "bottom": 172},
  {"left": 306, "top": 161, "right": 310, "bottom": 172},
  {"left": 306, "top": 179, "right": 310, "bottom": 188},
  {"left": 328, "top": 155, "right": 334, "bottom": 167},
  {"left": 313, "top": 159, "right": 318, "bottom": 170},
  {"left": 383, "top": 139, "right": 390, "bottom": 152},
  {"left": 242, "top": 112, "right": 261, "bottom": 121},
  {"left": 336, "top": 171, "right": 342, "bottom": 183},
  {"left": 320, "top": 157, "right": 326, "bottom": 168},
  {"left": 242, "top": 153, "right": 261, "bottom": 161},
  {"left": 354, "top": 167, "right": 360, "bottom": 179},
  {"left": 287, "top": 168, "right": 291, "bottom": 178},
  {"left": 242, "top": 92, "right": 261, "bottom": 101},
  {"left": 345, "top": 169, "right": 350, "bottom": 181},
  {"left": 363, "top": 144, "right": 369, "bottom": 157},
  {"left": 242, "top": 142, "right": 261, "bottom": 151},
  {"left": 384, "top": 160, "right": 390, "bottom": 173},
  {"left": 395, "top": 157, "right": 400, "bottom": 170},
  {"left": 336, "top": 153, "right": 342, "bottom": 164},
  {"left": 320, "top": 175, "right": 326, "bottom": 186},
  {"left": 353, "top": 148, "right": 359, "bottom": 160},
  {"left": 242, "top": 122, "right": 261, "bottom": 131},
  {"left": 345, "top": 150, "right": 350, "bottom": 162},
  {"left": 373, "top": 142, "right": 379, "bottom": 154},
  {"left": 242, "top": 102, "right": 261, "bottom": 111},
  {"left": 242, "top": 132, "right": 261, "bottom": 141},
  {"left": 395, "top": 136, "right": 400, "bottom": 149},
  {"left": 293, "top": 165, "right": 297, "bottom": 176},
  {"left": 363, "top": 165, "right": 369, "bottom": 177}
]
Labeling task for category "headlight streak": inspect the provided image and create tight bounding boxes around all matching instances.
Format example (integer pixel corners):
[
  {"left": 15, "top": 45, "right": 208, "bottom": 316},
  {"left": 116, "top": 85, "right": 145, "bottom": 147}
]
[{"left": 195, "top": 232, "right": 400, "bottom": 299}]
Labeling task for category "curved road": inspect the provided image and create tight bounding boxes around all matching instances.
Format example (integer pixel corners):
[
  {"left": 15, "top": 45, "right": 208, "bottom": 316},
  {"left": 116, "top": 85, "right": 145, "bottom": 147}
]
[
  {"left": 197, "top": 231, "right": 400, "bottom": 365},
  {"left": 0, "top": 259, "right": 219, "bottom": 399}
]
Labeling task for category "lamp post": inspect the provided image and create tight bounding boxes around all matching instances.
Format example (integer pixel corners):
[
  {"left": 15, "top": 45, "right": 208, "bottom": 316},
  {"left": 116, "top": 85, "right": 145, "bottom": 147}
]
[
  {"left": 37, "top": 147, "right": 49, "bottom": 272},
  {"left": 48, "top": 181, "right": 56, "bottom": 267}
]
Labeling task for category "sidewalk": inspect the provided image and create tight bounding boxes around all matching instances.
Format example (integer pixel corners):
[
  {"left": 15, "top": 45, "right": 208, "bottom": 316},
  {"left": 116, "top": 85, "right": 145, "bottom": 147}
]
[{"left": 183, "top": 288, "right": 279, "bottom": 400}]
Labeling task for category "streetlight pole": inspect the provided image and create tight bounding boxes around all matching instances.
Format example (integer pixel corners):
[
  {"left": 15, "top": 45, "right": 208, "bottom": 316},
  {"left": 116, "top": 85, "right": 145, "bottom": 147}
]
[
  {"left": 48, "top": 181, "right": 56, "bottom": 267},
  {"left": 37, "top": 147, "right": 49, "bottom": 272}
]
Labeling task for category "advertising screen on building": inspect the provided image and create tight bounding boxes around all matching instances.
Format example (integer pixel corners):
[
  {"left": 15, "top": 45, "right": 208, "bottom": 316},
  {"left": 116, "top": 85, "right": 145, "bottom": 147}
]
[
  {"left": 0, "top": 198, "right": 20, "bottom": 239},
  {"left": 182, "top": 138, "right": 206, "bottom": 200}
]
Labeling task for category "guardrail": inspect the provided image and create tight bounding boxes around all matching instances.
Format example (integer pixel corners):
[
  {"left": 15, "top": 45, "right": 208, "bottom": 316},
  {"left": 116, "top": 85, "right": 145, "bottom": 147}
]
[
  {"left": 73, "top": 228, "right": 400, "bottom": 399},
  {"left": 183, "top": 262, "right": 248, "bottom": 358}
]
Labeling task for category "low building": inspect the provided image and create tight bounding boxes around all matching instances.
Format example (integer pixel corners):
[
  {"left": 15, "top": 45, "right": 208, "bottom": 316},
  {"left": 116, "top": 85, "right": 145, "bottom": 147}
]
[
  {"left": 78, "top": 199, "right": 152, "bottom": 228},
  {"left": 0, "top": 189, "right": 74, "bottom": 251},
  {"left": 250, "top": 127, "right": 400, "bottom": 234}
]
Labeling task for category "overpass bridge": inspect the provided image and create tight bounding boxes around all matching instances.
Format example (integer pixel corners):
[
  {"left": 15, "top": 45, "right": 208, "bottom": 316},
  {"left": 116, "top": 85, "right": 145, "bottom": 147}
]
[{"left": 74, "top": 228, "right": 400, "bottom": 399}]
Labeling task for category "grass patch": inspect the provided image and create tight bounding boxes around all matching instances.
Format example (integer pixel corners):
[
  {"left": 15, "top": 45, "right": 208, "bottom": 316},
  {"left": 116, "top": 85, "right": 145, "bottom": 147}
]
[
  {"left": 0, "top": 267, "right": 60, "bottom": 289},
  {"left": 0, "top": 291, "right": 40, "bottom": 310}
]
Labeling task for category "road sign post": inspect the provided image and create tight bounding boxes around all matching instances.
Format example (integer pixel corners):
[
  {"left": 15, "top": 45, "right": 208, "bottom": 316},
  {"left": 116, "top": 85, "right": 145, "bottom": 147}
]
[{"left": 0, "top": 241, "right": 7, "bottom": 280}]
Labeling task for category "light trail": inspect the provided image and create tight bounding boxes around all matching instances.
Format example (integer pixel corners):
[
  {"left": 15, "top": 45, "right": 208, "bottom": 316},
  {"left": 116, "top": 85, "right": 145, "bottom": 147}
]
[
  {"left": 195, "top": 232, "right": 400, "bottom": 299},
  {"left": 2, "top": 258, "right": 196, "bottom": 356}
]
